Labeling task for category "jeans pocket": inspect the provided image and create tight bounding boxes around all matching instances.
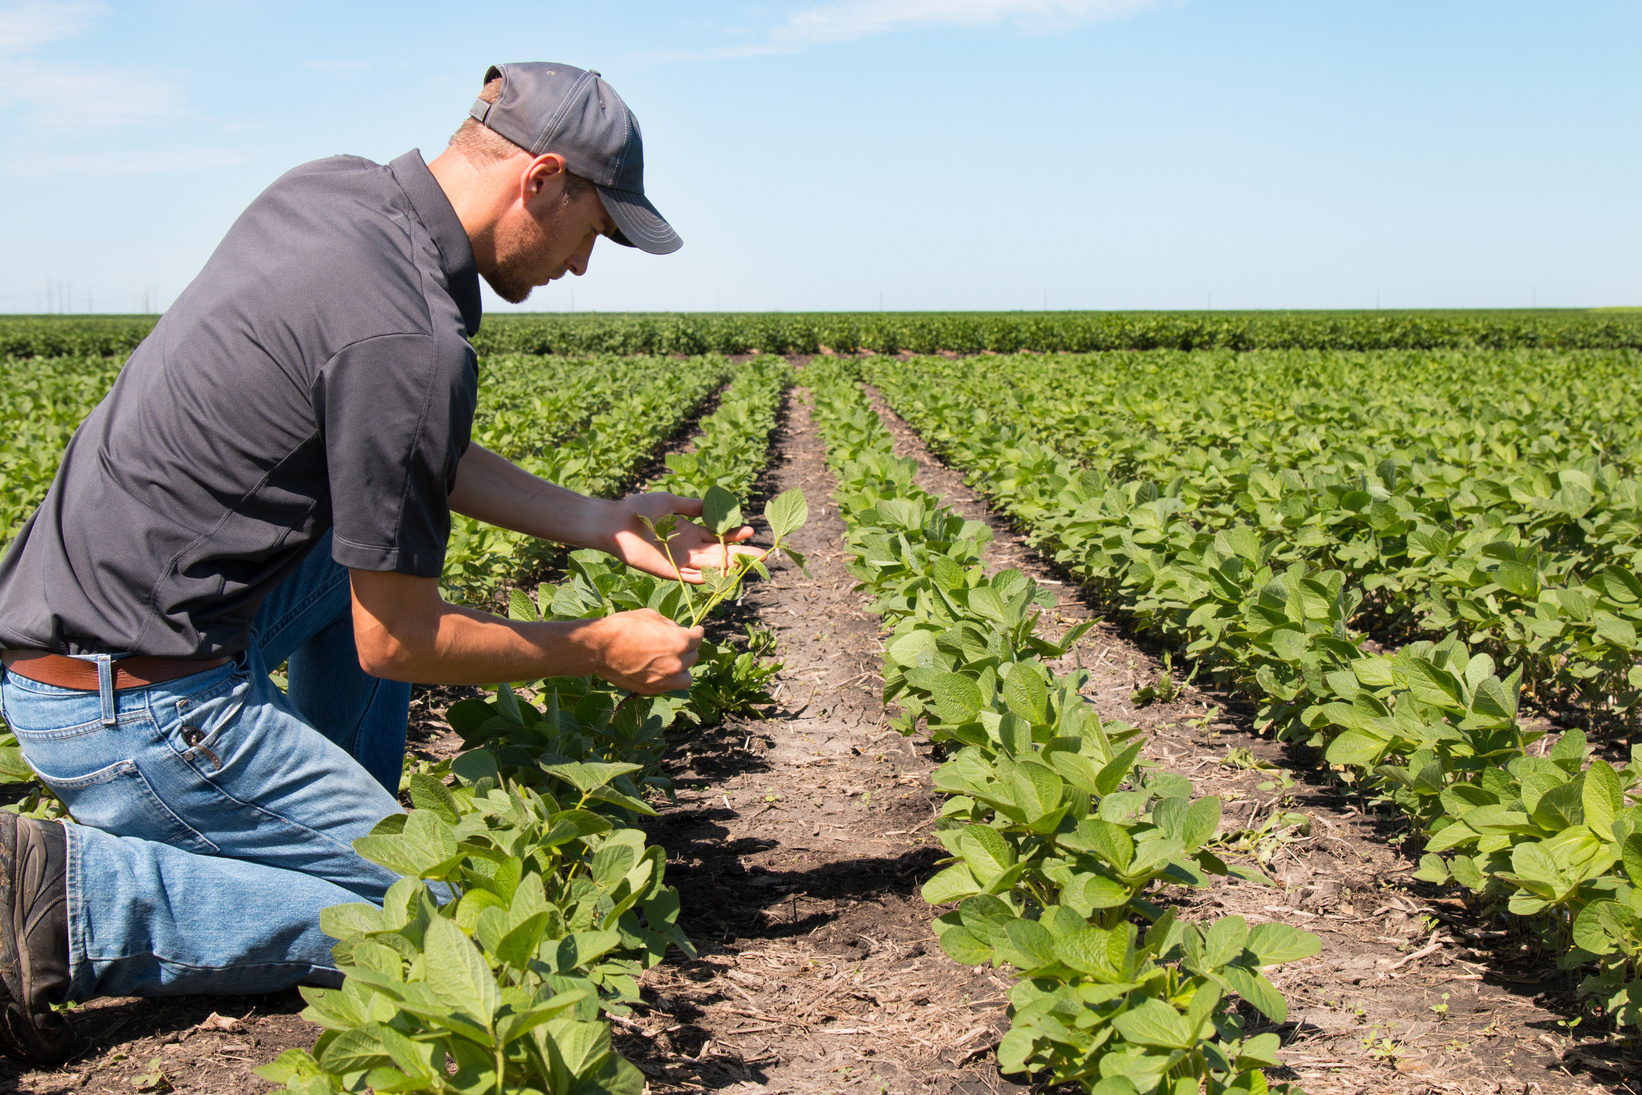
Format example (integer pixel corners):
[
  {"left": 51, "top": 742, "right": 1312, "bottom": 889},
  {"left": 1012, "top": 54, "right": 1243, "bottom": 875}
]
[
  {"left": 165, "top": 670, "right": 252, "bottom": 770},
  {"left": 35, "top": 758, "right": 221, "bottom": 855}
]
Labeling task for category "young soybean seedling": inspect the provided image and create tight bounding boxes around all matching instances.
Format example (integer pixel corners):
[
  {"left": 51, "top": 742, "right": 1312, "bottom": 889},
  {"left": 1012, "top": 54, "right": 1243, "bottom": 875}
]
[{"left": 642, "top": 486, "right": 809, "bottom": 627}]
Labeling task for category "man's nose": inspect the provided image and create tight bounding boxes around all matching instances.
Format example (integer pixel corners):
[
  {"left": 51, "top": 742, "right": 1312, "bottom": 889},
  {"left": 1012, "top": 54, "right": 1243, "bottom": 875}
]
[{"left": 567, "top": 236, "right": 596, "bottom": 277}]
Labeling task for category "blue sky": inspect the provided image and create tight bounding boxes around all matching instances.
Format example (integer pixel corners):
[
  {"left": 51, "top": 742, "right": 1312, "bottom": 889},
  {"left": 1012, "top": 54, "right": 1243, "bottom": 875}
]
[{"left": 1, "top": 0, "right": 1637, "bottom": 315}]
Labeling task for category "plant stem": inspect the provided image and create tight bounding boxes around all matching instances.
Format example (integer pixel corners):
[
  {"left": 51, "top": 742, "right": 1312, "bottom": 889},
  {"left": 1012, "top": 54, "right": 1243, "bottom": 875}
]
[{"left": 656, "top": 533, "right": 696, "bottom": 621}]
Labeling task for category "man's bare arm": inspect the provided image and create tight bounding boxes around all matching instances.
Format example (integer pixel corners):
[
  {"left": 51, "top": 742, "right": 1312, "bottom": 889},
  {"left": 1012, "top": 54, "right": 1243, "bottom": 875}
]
[
  {"left": 349, "top": 568, "right": 702, "bottom": 690},
  {"left": 448, "top": 442, "right": 759, "bottom": 583},
  {"left": 448, "top": 442, "right": 619, "bottom": 550}
]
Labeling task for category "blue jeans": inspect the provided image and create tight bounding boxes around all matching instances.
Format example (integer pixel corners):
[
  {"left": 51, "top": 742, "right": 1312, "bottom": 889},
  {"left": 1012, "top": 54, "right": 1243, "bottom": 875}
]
[{"left": 0, "top": 531, "right": 412, "bottom": 999}]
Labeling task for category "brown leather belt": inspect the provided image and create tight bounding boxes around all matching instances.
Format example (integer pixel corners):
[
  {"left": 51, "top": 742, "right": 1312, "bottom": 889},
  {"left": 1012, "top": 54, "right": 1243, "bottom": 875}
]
[{"left": 1, "top": 650, "right": 230, "bottom": 691}]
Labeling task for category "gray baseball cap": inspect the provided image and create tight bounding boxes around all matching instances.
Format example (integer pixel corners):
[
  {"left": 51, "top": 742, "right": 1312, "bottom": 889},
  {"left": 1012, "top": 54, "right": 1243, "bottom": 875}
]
[{"left": 468, "top": 62, "right": 681, "bottom": 255}]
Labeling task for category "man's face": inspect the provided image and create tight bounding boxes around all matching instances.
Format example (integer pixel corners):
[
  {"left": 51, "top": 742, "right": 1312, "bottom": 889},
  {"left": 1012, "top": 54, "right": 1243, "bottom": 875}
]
[{"left": 485, "top": 172, "right": 615, "bottom": 305}]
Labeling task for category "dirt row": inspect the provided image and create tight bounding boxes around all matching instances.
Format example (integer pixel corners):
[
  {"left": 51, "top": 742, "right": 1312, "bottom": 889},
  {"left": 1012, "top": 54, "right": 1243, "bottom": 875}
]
[{"left": 6, "top": 377, "right": 1638, "bottom": 1094}]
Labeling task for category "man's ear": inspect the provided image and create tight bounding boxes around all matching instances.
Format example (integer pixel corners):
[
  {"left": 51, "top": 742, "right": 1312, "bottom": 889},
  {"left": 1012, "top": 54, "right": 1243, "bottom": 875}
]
[{"left": 520, "top": 152, "right": 570, "bottom": 206}]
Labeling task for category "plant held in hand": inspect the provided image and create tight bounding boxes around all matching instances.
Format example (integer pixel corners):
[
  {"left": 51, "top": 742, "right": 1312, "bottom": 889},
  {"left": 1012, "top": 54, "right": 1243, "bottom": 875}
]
[{"left": 641, "top": 485, "right": 809, "bottom": 627}]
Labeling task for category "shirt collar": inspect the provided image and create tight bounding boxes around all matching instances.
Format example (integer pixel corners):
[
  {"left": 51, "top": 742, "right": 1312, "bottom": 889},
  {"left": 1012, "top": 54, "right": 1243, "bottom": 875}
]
[{"left": 388, "top": 149, "right": 483, "bottom": 337}]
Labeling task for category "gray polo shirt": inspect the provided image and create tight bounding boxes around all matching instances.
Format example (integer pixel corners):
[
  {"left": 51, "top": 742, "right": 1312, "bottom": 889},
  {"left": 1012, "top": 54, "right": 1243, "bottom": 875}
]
[{"left": 0, "top": 150, "right": 481, "bottom": 659}]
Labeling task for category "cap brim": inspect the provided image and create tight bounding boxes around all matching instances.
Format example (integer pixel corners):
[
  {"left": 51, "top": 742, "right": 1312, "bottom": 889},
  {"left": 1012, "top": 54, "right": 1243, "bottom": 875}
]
[{"left": 598, "top": 186, "right": 682, "bottom": 255}]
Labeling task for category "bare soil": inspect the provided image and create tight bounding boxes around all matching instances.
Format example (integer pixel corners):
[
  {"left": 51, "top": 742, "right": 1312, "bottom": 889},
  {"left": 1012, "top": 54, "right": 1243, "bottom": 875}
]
[{"left": 6, "top": 376, "right": 1640, "bottom": 1095}]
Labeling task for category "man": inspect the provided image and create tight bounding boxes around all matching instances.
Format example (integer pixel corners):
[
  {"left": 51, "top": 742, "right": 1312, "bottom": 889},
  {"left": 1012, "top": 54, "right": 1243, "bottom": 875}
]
[{"left": 0, "top": 62, "right": 744, "bottom": 1065}]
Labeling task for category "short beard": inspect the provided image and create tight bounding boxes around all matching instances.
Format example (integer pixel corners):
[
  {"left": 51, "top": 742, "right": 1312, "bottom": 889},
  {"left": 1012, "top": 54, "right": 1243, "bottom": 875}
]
[
  {"left": 484, "top": 203, "right": 557, "bottom": 305},
  {"left": 482, "top": 207, "right": 554, "bottom": 303}
]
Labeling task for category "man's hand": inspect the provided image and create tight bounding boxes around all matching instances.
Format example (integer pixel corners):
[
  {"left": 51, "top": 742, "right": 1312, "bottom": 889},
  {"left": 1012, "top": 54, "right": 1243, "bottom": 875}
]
[
  {"left": 584, "top": 609, "right": 705, "bottom": 693},
  {"left": 609, "top": 492, "right": 763, "bottom": 584},
  {"left": 449, "top": 448, "right": 766, "bottom": 584}
]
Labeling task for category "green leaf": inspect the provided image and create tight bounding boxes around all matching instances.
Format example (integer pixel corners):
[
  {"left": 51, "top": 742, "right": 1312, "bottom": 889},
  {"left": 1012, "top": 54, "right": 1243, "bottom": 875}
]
[
  {"left": 999, "top": 918, "right": 1057, "bottom": 971},
  {"left": 542, "top": 761, "right": 643, "bottom": 795},
  {"left": 320, "top": 902, "right": 388, "bottom": 941},
  {"left": 317, "top": 1024, "right": 395, "bottom": 1074},
  {"left": 1064, "top": 819, "right": 1135, "bottom": 870},
  {"left": 1095, "top": 742, "right": 1144, "bottom": 795},
  {"left": 1222, "top": 963, "right": 1288, "bottom": 1023},
  {"left": 1471, "top": 675, "right": 1518, "bottom": 721},
  {"left": 1351, "top": 656, "right": 1395, "bottom": 688},
  {"left": 507, "top": 588, "right": 540, "bottom": 623},
  {"left": 701, "top": 485, "right": 743, "bottom": 535},
  {"left": 1082, "top": 875, "right": 1134, "bottom": 910},
  {"left": 935, "top": 925, "right": 994, "bottom": 964},
  {"left": 959, "top": 825, "right": 1015, "bottom": 879},
  {"left": 1204, "top": 915, "right": 1250, "bottom": 968},
  {"left": 450, "top": 749, "right": 500, "bottom": 786},
  {"left": 1622, "top": 833, "right": 1642, "bottom": 887},
  {"left": 423, "top": 916, "right": 499, "bottom": 1032},
  {"left": 1010, "top": 763, "right": 1064, "bottom": 822},
  {"left": 455, "top": 888, "right": 507, "bottom": 933},
  {"left": 1413, "top": 853, "right": 1451, "bottom": 884},
  {"left": 1002, "top": 662, "right": 1049, "bottom": 724},
  {"left": 1182, "top": 796, "right": 1222, "bottom": 849},
  {"left": 780, "top": 544, "right": 810, "bottom": 577},
  {"left": 1404, "top": 660, "right": 1466, "bottom": 712},
  {"left": 1054, "top": 926, "right": 1117, "bottom": 975},
  {"left": 1246, "top": 922, "right": 1320, "bottom": 965},
  {"left": 408, "top": 774, "right": 460, "bottom": 824},
  {"left": 763, "top": 488, "right": 809, "bottom": 539},
  {"left": 1583, "top": 759, "right": 1622, "bottom": 838},
  {"left": 491, "top": 911, "right": 550, "bottom": 970},
  {"left": 353, "top": 809, "right": 461, "bottom": 879},
  {"left": 254, "top": 1048, "right": 333, "bottom": 1086},
  {"left": 932, "top": 673, "right": 984, "bottom": 724},
  {"left": 1571, "top": 900, "right": 1629, "bottom": 956},
  {"left": 1325, "top": 730, "right": 1386, "bottom": 768},
  {"left": 1510, "top": 842, "right": 1566, "bottom": 892},
  {"left": 1111, "top": 998, "right": 1192, "bottom": 1049},
  {"left": 921, "top": 863, "right": 981, "bottom": 905}
]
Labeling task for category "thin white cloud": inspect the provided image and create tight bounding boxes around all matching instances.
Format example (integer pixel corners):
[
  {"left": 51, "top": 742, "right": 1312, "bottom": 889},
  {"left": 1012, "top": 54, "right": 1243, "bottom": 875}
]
[
  {"left": 0, "top": 0, "right": 186, "bottom": 129},
  {"left": 646, "top": 0, "right": 1177, "bottom": 62},
  {"left": 773, "top": 0, "right": 1173, "bottom": 46},
  {"left": 0, "top": 57, "right": 183, "bottom": 128},
  {"left": 0, "top": 0, "right": 105, "bottom": 56},
  {"left": 1, "top": 144, "right": 248, "bottom": 177}
]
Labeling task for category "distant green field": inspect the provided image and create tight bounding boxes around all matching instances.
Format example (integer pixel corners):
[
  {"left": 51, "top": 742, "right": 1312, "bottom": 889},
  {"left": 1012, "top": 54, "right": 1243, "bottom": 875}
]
[{"left": 5, "top": 308, "right": 1642, "bottom": 358}]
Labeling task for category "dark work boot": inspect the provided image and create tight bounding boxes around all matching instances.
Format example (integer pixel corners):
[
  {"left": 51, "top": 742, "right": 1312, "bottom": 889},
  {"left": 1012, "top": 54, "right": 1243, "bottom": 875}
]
[{"left": 0, "top": 813, "right": 73, "bottom": 1065}]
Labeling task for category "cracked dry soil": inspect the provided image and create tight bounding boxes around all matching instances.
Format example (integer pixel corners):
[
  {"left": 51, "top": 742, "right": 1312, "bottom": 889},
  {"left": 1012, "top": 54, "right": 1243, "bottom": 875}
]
[{"left": 6, "top": 373, "right": 1641, "bottom": 1095}]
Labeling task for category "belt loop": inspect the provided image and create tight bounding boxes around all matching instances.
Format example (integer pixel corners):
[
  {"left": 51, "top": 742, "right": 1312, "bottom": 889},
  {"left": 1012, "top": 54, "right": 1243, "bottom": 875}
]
[{"left": 96, "top": 655, "right": 116, "bottom": 726}]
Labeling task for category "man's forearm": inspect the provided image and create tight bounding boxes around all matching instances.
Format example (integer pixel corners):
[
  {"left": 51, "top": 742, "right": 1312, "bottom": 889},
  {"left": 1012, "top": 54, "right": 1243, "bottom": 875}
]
[
  {"left": 349, "top": 568, "right": 701, "bottom": 692},
  {"left": 355, "top": 593, "right": 603, "bottom": 685},
  {"left": 448, "top": 443, "right": 618, "bottom": 551}
]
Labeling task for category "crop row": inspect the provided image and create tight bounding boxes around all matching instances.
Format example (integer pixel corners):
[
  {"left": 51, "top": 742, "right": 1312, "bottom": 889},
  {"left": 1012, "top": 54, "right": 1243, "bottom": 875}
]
[
  {"left": 8, "top": 309, "right": 1642, "bottom": 360},
  {"left": 806, "top": 360, "right": 1318, "bottom": 1094},
  {"left": 0, "top": 354, "right": 126, "bottom": 545},
  {"left": 875, "top": 350, "right": 1642, "bottom": 727},
  {"left": 859, "top": 358, "right": 1642, "bottom": 1039},
  {"left": 258, "top": 364, "right": 800, "bottom": 1093}
]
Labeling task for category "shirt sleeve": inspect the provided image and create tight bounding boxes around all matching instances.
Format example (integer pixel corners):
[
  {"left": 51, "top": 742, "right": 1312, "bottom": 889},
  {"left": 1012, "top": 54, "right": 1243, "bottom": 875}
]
[{"left": 312, "top": 332, "right": 477, "bottom": 577}]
